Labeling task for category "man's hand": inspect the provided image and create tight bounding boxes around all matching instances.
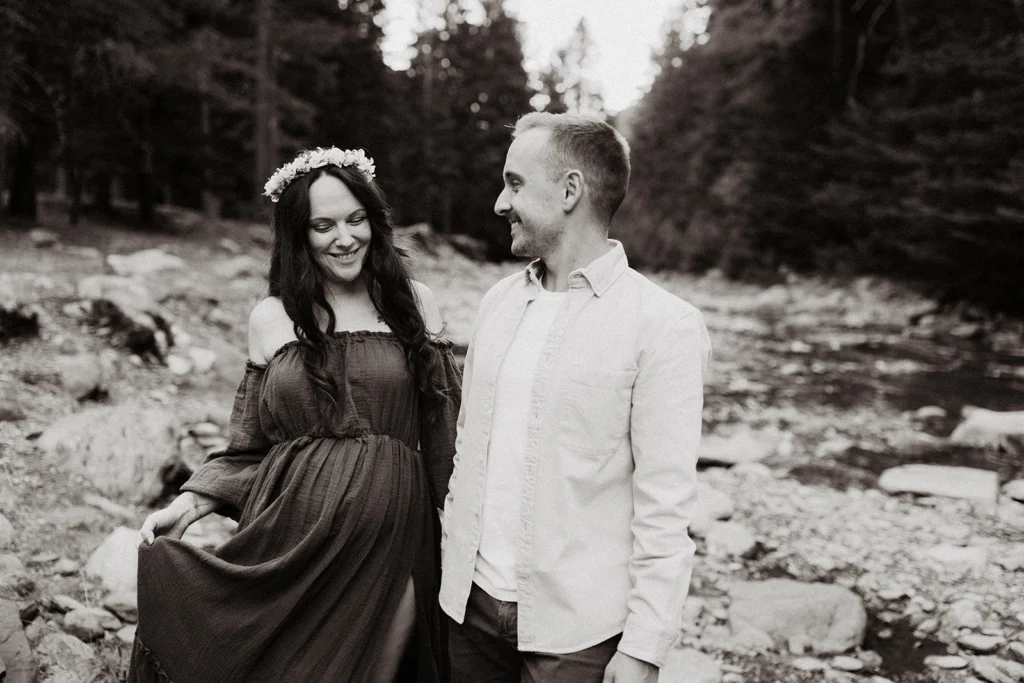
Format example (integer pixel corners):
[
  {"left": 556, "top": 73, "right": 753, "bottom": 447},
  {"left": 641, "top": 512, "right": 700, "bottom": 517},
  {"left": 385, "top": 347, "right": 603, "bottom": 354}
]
[{"left": 602, "top": 652, "right": 658, "bottom": 683}]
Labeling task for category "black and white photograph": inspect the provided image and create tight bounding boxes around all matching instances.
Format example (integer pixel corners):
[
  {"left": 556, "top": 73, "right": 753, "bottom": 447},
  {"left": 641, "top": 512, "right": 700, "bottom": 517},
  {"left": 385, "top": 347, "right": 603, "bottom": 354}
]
[{"left": 1, "top": 0, "right": 1023, "bottom": 681}]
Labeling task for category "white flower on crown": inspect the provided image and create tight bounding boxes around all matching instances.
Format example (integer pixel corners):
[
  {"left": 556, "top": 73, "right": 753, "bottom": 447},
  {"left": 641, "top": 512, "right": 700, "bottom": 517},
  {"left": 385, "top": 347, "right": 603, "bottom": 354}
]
[{"left": 263, "top": 147, "right": 376, "bottom": 202}]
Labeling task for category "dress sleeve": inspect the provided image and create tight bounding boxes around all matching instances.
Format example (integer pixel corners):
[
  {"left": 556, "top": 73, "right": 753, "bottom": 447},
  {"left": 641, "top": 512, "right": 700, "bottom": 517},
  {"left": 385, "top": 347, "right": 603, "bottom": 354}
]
[
  {"left": 419, "top": 343, "right": 462, "bottom": 511},
  {"left": 180, "top": 362, "right": 274, "bottom": 520}
]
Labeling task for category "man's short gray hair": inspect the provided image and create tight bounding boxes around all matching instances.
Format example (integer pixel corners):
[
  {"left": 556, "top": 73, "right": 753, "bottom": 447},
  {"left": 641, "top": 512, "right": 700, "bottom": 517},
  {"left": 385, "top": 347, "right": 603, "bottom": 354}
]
[{"left": 513, "top": 112, "right": 631, "bottom": 220}]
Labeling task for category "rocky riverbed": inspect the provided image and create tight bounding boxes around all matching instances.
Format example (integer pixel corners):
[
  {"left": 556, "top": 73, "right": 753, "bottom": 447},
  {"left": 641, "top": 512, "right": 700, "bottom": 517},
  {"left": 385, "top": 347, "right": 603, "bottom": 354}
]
[{"left": 1, "top": 213, "right": 1023, "bottom": 682}]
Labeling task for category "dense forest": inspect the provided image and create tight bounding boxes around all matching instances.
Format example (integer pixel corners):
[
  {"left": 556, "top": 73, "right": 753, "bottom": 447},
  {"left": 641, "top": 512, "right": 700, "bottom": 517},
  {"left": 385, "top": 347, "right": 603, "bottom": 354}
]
[{"left": 2, "top": 0, "right": 1022, "bottom": 312}]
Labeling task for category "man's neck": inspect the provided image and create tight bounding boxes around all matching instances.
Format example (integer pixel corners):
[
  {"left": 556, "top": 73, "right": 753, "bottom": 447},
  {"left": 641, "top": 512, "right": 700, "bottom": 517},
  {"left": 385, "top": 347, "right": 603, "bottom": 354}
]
[{"left": 539, "top": 230, "right": 612, "bottom": 293}]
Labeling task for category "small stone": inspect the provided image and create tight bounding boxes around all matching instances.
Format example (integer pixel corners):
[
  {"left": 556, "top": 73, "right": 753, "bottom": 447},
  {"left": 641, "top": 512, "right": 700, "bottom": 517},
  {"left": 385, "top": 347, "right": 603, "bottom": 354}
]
[
  {"left": 791, "top": 657, "right": 828, "bottom": 671},
  {"left": 926, "top": 655, "right": 969, "bottom": 670},
  {"left": 116, "top": 624, "right": 136, "bottom": 645},
  {"left": 63, "top": 609, "right": 105, "bottom": 642},
  {"left": 29, "top": 227, "right": 59, "bottom": 247},
  {"left": 188, "top": 422, "right": 221, "bottom": 437},
  {"left": 911, "top": 596, "right": 936, "bottom": 612},
  {"left": 53, "top": 558, "right": 80, "bottom": 576},
  {"left": 195, "top": 434, "right": 229, "bottom": 449},
  {"left": 27, "top": 552, "right": 60, "bottom": 565},
  {"left": 859, "top": 650, "right": 884, "bottom": 671},
  {"left": 788, "top": 634, "right": 810, "bottom": 655},
  {"left": 878, "top": 587, "right": 908, "bottom": 601},
  {"left": 1005, "top": 480, "right": 1024, "bottom": 503},
  {"left": 84, "top": 607, "right": 121, "bottom": 631},
  {"left": 187, "top": 347, "right": 218, "bottom": 374},
  {"left": 915, "top": 406, "right": 948, "bottom": 420},
  {"left": 915, "top": 618, "right": 940, "bottom": 635},
  {"left": 960, "top": 633, "right": 1008, "bottom": 654},
  {"left": 24, "top": 615, "right": 45, "bottom": 643},
  {"left": 102, "top": 592, "right": 138, "bottom": 624},
  {"left": 995, "top": 547, "right": 1024, "bottom": 571},
  {"left": 706, "top": 521, "right": 757, "bottom": 557},
  {"left": 1006, "top": 642, "right": 1024, "bottom": 663},
  {"left": 52, "top": 595, "right": 86, "bottom": 613},
  {"left": 166, "top": 355, "right": 192, "bottom": 375},
  {"left": 55, "top": 352, "right": 104, "bottom": 400},
  {"left": 831, "top": 656, "right": 864, "bottom": 671},
  {"left": 972, "top": 656, "right": 1024, "bottom": 683},
  {"left": 948, "top": 599, "right": 985, "bottom": 630},
  {"left": 217, "top": 238, "right": 242, "bottom": 254}
]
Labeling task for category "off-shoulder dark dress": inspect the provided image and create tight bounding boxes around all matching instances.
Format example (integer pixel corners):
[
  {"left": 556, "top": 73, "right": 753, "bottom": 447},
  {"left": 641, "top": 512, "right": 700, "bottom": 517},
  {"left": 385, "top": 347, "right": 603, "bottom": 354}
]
[{"left": 128, "top": 331, "right": 460, "bottom": 683}]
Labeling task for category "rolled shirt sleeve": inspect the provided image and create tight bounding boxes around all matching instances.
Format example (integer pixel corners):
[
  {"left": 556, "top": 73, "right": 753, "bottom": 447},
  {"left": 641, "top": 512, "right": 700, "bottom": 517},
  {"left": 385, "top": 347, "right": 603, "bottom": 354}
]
[{"left": 618, "top": 309, "right": 711, "bottom": 666}]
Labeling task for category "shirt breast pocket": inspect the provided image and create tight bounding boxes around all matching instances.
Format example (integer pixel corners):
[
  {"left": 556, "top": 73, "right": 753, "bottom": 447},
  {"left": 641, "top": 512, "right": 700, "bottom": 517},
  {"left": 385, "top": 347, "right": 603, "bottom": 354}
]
[{"left": 558, "top": 365, "right": 636, "bottom": 456}]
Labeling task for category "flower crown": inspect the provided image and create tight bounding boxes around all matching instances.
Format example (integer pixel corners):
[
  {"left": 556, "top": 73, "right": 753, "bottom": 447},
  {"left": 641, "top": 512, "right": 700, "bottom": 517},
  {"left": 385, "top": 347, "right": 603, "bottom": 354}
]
[{"left": 263, "top": 147, "right": 376, "bottom": 202}]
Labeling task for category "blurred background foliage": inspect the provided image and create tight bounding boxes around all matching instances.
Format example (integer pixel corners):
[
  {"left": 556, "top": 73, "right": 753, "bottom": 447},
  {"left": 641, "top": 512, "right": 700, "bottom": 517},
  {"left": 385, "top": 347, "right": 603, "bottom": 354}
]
[{"left": 1, "top": 0, "right": 1022, "bottom": 311}]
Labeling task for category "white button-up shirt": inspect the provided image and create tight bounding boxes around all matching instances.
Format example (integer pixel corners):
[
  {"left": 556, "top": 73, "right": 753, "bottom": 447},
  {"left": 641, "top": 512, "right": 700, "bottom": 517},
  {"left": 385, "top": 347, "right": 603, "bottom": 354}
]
[{"left": 440, "top": 241, "right": 711, "bottom": 667}]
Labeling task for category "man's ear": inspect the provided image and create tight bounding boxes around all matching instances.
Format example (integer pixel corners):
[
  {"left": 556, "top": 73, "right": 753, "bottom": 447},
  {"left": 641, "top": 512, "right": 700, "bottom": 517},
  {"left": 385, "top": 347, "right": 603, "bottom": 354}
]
[{"left": 562, "top": 169, "right": 584, "bottom": 212}]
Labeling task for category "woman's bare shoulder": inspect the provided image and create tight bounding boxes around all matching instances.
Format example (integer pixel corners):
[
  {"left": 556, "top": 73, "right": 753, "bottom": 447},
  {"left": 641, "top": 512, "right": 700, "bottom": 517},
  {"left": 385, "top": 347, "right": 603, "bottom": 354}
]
[
  {"left": 410, "top": 281, "right": 445, "bottom": 336},
  {"left": 248, "top": 297, "right": 296, "bottom": 364}
]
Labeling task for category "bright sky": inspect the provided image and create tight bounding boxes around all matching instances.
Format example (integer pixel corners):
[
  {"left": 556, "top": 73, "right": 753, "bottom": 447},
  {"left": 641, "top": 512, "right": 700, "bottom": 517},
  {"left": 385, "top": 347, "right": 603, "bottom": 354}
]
[{"left": 380, "top": 0, "right": 687, "bottom": 113}]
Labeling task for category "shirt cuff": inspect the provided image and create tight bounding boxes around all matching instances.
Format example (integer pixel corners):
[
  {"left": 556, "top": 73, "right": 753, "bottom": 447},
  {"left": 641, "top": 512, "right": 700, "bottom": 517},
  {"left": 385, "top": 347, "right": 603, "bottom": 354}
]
[{"left": 617, "top": 616, "right": 675, "bottom": 668}]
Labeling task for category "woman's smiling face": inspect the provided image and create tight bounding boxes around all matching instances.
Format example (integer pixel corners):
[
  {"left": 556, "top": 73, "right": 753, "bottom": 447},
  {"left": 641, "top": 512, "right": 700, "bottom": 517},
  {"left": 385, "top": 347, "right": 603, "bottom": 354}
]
[{"left": 307, "top": 173, "right": 372, "bottom": 286}]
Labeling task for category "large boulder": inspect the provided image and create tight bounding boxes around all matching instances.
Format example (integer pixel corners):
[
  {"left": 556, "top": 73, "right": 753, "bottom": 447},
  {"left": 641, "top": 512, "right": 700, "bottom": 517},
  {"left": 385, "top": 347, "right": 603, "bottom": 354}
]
[
  {"left": 85, "top": 527, "right": 138, "bottom": 594},
  {"left": 950, "top": 407, "right": 1024, "bottom": 454},
  {"left": 0, "top": 599, "right": 37, "bottom": 683},
  {"left": 878, "top": 464, "right": 999, "bottom": 504},
  {"left": 35, "top": 633, "right": 97, "bottom": 682},
  {"left": 699, "top": 427, "right": 781, "bottom": 466},
  {"left": 77, "top": 275, "right": 174, "bottom": 360},
  {"left": 55, "top": 352, "right": 105, "bottom": 400},
  {"left": 660, "top": 648, "right": 723, "bottom": 683},
  {"left": 38, "top": 405, "right": 182, "bottom": 504},
  {"left": 690, "top": 483, "right": 735, "bottom": 537},
  {"left": 728, "top": 579, "right": 867, "bottom": 655},
  {"left": 106, "top": 249, "right": 187, "bottom": 276}
]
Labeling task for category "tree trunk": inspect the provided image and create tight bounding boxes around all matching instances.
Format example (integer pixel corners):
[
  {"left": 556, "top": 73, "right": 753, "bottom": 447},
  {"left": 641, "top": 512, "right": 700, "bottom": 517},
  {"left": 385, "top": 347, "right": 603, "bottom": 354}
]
[
  {"left": 198, "top": 31, "right": 220, "bottom": 219},
  {"left": 253, "top": 0, "right": 275, "bottom": 213},
  {"left": 137, "top": 109, "right": 155, "bottom": 226},
  {"left": 92, "top": 173, "right": 114, "bottom": 216},
  {"left": 6, "top": 134, "right": 38, "bottom": 220}
]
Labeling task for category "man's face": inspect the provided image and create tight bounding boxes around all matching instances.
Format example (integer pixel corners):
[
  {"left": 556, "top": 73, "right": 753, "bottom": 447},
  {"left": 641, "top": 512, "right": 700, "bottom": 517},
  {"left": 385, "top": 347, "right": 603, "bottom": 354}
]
[{"left": 494, "top": 129, "right": 565, "bottom": 259}]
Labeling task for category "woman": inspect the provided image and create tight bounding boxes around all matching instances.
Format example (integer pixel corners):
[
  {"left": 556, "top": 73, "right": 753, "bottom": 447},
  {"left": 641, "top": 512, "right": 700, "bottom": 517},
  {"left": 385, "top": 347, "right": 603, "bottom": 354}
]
[{"left": 130, "top": 147, "right": 460, "bottom": 683}]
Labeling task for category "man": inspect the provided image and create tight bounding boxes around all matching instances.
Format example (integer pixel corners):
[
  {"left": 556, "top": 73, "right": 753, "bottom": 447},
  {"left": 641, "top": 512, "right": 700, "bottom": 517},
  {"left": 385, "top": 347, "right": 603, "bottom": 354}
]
[{"left": 440, "top": 112, "right": 711, "bottom": 683}]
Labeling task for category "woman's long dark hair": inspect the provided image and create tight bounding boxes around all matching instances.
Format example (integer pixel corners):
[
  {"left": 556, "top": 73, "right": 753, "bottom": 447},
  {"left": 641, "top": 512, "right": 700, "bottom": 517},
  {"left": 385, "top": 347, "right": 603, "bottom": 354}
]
[{"left": 267, "top": 162, "right": 447, "bottom": 428}]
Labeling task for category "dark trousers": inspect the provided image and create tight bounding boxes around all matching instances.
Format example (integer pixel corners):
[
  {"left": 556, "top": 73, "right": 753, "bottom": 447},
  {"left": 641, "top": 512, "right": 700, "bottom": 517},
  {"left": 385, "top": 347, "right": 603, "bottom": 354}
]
[{"left": 449, "top": 583, "right": 621, "bottom": 683}]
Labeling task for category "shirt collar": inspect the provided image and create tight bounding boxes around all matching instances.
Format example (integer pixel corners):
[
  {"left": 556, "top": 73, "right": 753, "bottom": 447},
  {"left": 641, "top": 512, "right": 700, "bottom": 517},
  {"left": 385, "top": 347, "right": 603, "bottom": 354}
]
[{"left": 523, "top": 240, "right": 628, "bottom": 297}]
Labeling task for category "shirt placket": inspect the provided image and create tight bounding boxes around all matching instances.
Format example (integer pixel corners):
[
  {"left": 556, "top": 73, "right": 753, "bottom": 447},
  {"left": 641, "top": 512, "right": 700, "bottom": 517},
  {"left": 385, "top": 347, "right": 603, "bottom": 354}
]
[
  {"left": 514, "top": 282, "right": 589, "bottom": 648},
  {"left": 468, "top": 285, "right": 536, "bottom": 576}
]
